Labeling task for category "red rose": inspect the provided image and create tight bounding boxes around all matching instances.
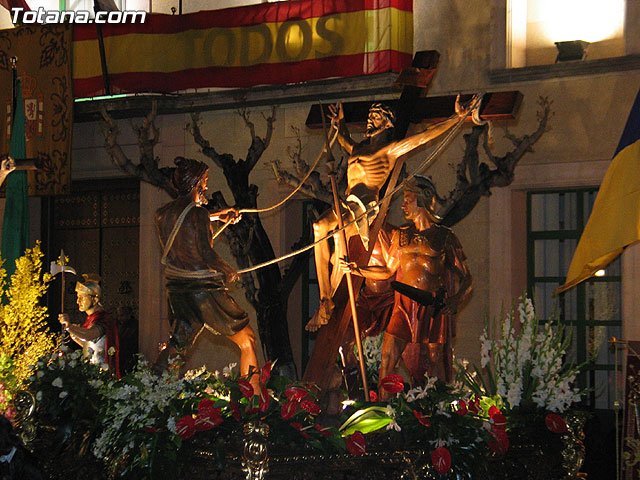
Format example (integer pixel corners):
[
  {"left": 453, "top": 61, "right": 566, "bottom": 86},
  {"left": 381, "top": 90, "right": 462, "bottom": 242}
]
[
  {"left": 300, "top": 400, "right": 321, "bottom": 415},
  {"left": 431, "top": 446, "right": 452, "bottom": 474},
  {"left": 380, "top": 374, "right": 405, "bottom": 394},
  {"left": 195, "top": 407, "right": 223, "bottom": 431},
  {"left": 314, "top": 424, "right": 333, "bottom": 436},
  {"left": 230, "top": 400, "right": 241, "bottom": 421},
  {"left": 346, "top": 431, "right": 366, "bottom": 456},
  {"left": 369, "top": 390, "right": 378, "bottom": 402},
  {"left": 237, "top": 379, "right": 255, "bottom": 399},
  {"left": 176, "top": 415, "right": 196, "bottom": 440},
  {"left": 545, "top": 413, "right": 569, "bottom": 434},
  {"left": 291, "top": 422, "right": 311, "bottom": 439},
  {"left": 284, "top": 386, "right": 308, "bottom": 402},
  {"left": 197, "top": 398, "right": 215, "bottom": 411},
  {"left": 260, "top": 360, "right": 273, "bottom": 384},
  {"left": 413, "top": 410, "right": 431, "bottom": 427},
  {"left": 281, "top": 401, "right": 298, "bottom": 420},
  {"left": 456, "top": 400, "right": 468, "bottom": 416},
  {"left": 259, "top": 386, "right": 271, "bottom": 412}
]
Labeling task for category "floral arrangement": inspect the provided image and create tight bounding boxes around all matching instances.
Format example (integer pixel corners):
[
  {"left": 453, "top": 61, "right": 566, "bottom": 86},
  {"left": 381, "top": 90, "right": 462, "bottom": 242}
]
[
  {"left": 0, "top": 243, "right": 57, "bottom": 387},
  {"left": 89, "top": 360, "right": 342, "bottom": 478},
  {"left": 341, "top": 373, "right": 498, "bottom": 477},
  {"left": 0, "top": 243, "right": 58, "bottom": 421},
  {"left": 28, "top": 345, "right": 107, "bottom": 430},
  {"left": 466, "top": 295, "right": 582, "bottom": 413}
]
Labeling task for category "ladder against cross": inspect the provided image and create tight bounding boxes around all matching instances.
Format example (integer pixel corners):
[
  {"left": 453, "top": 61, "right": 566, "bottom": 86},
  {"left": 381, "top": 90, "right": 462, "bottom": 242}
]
[{"left": 302, "top": 50, "right": 522, "bottom": 395}]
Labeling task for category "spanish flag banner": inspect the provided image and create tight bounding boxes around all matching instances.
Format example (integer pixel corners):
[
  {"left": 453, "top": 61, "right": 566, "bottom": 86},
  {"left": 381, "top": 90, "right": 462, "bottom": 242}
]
[
  {"left": 556, "top": 87, "right": 640, "bottom": 293},
  {"left": 73, "top": 0, "right": 413, "bottom": 98}
]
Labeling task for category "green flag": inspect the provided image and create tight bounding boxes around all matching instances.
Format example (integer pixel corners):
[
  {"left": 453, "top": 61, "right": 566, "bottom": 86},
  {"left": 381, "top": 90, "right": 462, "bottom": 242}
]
[{"left": 2, "top": 79, "right": 30, "bottom": 278}]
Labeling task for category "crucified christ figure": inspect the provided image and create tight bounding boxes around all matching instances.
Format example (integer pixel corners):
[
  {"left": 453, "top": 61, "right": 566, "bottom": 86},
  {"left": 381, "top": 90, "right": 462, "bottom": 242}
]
[{"left": 307, "top": 95, "right": 475, "bottom": 332}]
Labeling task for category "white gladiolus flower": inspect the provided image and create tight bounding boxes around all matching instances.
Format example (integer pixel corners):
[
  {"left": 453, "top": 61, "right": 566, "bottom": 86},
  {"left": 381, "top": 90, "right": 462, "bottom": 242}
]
[{"left": 477, "top": 295, "right": 582, "bottom": 413}]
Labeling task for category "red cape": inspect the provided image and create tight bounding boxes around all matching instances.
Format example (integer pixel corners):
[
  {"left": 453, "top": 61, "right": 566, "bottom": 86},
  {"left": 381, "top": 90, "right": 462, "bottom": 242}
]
[{"left": 83, "top": 310, "right": 121, "bottom": 379}]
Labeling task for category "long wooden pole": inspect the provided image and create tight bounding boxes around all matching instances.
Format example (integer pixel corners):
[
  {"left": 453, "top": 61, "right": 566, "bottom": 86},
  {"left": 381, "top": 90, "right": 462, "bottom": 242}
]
[
  {"left": 327, "top": 174, "right": 370, "bottom": 401},
  {"left": 320, "top": 104, "right": 369, "bottom": 401}
]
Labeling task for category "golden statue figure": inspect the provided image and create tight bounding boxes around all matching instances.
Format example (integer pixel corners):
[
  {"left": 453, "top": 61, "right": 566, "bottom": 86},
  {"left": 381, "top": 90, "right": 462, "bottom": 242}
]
[
  {"left": 340, "top": 176, "right": 472, "bottom": 399},
  {"left": 154, "top": 157, "right": 259, "bottom": 390},
  {"left": 58, "top": 274, "right": 120, "bottom": 378},
  {"left": 307, "top": 96, "right": 475, "bottom": 332}
]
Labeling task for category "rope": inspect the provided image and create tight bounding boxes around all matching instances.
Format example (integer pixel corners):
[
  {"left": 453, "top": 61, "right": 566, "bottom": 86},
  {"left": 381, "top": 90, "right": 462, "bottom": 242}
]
[
  {"left": 237, "top": 129, "right": 338, "bottom": 215},
  {"left": 233, "top": 93, "right": 484, "bottom": 275}
]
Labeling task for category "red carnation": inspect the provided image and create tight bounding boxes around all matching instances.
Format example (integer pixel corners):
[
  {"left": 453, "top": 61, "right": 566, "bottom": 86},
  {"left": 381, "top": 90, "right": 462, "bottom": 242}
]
[
  {"left": 380, "top": 374, "right": 405, "bottom": 394},
  {"left": 300, "top": 400, "right": 321, "bottom": 415},
  {"left": 545, "top": 413, "right": 569, "bottom": 434},
  {"left": 259, "top": 385, "right": 271, "bottom": 412},
  {"left": 284, "top": 386, "right": 308, "bottom": 402},
  {"left": 456, "top": 400, "right": 468, "bottom": 416},
  {"left": 488, "top": 405, "right": 501, "bottom": 418},
  {"left": 369, "top": 390, "right": 378, "bottom": 402},
  {"left": 413, "top": 410, "right": 431, "bottom": 427},
  {"left": 431, "top": 446, "right": 452, "bottom": 474},
  {"left": 346, "top": 431, "right": 366, "bottom": 456},
  {"left": 291, "top": 422, "right": 311, "bottom": 439},
  {"left": 194, "top": 407, "right": 222, "bottom": 431},
  {"left": 176, "top": 415, "right": 196, "bottom": 440},
  {"left": 281, "top": 401, "right": 298, "bottom": 420},
  {"left": 238, "top": 379, "right": 255, "bottom": 399}
]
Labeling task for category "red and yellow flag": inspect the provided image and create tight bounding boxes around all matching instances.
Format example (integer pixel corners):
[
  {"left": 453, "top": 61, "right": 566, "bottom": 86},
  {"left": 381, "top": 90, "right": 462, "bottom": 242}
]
[{"left": 72, "top": 0, "right": 413, "bottom": 97}]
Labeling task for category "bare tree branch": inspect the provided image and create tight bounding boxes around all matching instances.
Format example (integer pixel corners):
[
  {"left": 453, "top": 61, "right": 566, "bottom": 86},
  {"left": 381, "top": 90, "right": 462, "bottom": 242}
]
[
  {"left": 99, "top": 103, "right": 176, "bottom": 197},
  {"left": 241, "top": 106, "right": 276, "bottom": 172},
  {"left": 187, "top": 113, "right": 235, "bottom": 171},
  {"left": 438, "top": 96, "right": 553, "bottom": 227}
]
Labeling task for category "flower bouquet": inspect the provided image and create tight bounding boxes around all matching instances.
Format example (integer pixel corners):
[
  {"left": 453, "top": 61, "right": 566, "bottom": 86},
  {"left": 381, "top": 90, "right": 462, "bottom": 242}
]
[
  {"left": 457, "top": 295, "right": 583, "bottom": 475},
  {"left": 28, "top": 346, "right": 108, "bottom": 430},
  {"left": 92, "top": 360, "right": 343, "bottom": 479},
  {"left": 338, "top": 373, "right": 495, "bottom": 478}
]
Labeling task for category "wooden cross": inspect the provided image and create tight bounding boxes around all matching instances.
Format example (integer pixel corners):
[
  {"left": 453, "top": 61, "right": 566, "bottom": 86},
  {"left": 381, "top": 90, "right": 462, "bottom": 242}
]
[
  {"left": 302, "top": 52, "right": 522, "bottom": 396},
  {"left": 303, "top": 51, "right": 441, "bottom": 393}
]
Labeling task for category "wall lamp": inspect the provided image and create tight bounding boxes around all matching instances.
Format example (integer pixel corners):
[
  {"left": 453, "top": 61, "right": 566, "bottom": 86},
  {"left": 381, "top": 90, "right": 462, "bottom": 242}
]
[{"left": 554, "top": 40, "right": 590, "bottom": 62}]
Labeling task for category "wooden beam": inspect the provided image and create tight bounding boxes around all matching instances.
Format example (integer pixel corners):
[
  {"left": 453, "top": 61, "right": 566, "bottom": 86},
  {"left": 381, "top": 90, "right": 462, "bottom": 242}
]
[{"left": 304, "top": 91, "right": 523, "bottom": 129}]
